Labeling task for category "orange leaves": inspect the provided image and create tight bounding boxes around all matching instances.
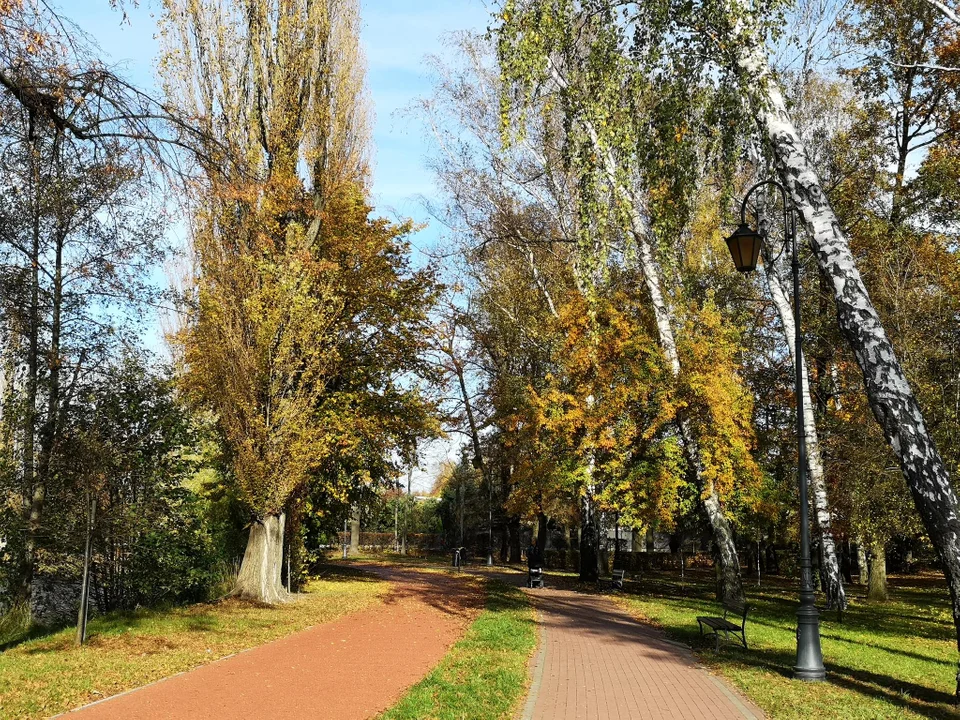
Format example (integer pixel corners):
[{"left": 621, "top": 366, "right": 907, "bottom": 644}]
[{"left": 499, "top": 272, "right": 683, "bottom": 526}]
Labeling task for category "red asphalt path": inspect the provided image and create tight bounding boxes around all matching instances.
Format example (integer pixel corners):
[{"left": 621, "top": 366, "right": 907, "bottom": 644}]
[{"left": 60, "top": 568, "right": 482, "bottom": 720}]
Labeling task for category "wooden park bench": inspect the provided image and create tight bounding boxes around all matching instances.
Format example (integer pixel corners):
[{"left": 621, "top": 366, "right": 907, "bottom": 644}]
[
  {"left": 611, "top": 568, "right": 626, "bottom": 591},
  {"left": 527, "top": 567, "right": 544, "bottom": 589},
  {"left": 696, "top": 601, "right": 750, "bottom": 651}
]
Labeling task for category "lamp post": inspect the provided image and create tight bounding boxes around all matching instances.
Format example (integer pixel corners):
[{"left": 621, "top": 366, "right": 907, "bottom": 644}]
[{"left": 726, "top": 180, "right": 826, "bottom": 682}]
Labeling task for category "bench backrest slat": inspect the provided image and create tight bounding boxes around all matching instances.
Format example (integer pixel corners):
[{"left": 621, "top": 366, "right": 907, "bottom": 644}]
[{"left": 721, "top": 602, "right": 749, "bottom": 628}]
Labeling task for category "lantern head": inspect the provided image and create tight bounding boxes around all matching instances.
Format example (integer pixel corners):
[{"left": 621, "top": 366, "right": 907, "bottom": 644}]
[{"left": 725, "top": 223, "right": 764, "bottom": 273}]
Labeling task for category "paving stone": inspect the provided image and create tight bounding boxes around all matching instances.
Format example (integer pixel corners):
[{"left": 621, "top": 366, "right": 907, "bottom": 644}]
[{"left": 523, "top": 588, "right": 765, "bottom": 720}]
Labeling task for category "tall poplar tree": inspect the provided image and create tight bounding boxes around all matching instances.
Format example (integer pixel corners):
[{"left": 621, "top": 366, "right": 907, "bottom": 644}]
[{"left": 163, "top": 0, "right": 438, "bottom": 603}]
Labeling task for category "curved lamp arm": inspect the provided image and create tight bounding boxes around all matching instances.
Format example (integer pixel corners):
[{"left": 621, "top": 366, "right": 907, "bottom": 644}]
[{"left": 739, "top": 179, "right": 795, "bottom": 265}]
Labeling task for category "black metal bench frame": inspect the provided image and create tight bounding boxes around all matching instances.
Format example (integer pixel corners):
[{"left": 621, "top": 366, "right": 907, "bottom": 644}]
[
  {"left": 696, "top": 601, "right": 750, "bottom": 651},
  {"left": 527, "top": 567, "right": 544, "bottom": 588},
  {"left": 611, "top": 568, "right": 626, "bottom": 591}
]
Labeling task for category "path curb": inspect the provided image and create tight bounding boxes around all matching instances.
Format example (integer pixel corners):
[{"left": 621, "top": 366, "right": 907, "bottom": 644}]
[
  {"left": 520, "top": 606, "right": 546, "bottom": 720},
  {"left": 702, "top": 671, "right": 764, "bottom": 720}
]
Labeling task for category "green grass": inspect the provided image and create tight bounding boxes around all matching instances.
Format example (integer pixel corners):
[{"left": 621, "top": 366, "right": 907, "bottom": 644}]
[
  {"left": 0, "top": 568, "right": 385, "bottom": 720},
  {"left": 380, "top": 580, "right": 538, "bottom": 720},
  {"left": 617, "top": 569, "right": 959, "bottom": 719}
]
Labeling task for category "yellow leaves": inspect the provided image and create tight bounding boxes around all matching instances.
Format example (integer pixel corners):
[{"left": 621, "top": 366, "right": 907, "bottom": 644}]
[
  {"left": 677, "top": 296, "right": 761, "bottom": 501},
  {"left": 0, "top": 0, "right": 22, "bottom": 16},
  {"left": 178, "top": 158, "right": 436, "bottom": 515},
  {"left": 497, "top": 275, "right": 681, "bottom": 524}
]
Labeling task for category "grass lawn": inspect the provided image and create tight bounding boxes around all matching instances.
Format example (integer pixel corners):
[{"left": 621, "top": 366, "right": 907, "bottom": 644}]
[
  {"left": 618, "top": 569, "right": 959, "bottom": 719},
  {"left": 380, "top": 580, "right": 537, "bottom": 720},
  {"left": 0, "top": 567, "right": 385, "bottom": 720}
]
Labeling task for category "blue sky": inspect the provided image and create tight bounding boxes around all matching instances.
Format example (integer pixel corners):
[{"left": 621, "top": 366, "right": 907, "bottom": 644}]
[
  {"left": 61, "top": 0, "right": 491, "bottom": 489},
  {"left": 63, "top": 0, "right": 491, "bottom": 242}
]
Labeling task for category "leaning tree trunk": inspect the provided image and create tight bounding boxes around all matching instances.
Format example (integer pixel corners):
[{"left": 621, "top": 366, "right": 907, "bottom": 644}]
[
  {"left": 730, "top": 16, "right": 960, "bottom": 692},
  {"left": 697, "top": 455, "right": 745, "bottom": 603},
  {"left": 763, "top": 249, "right": 847, "bottom": 609},
  {"left": 924, "top": 0, "right": 960, "bottom": 24},
  {"left": 236, "top": 513, "right": 287, "bottom": 604},
  {"left": 552, "top": 85, "right": 745, "bottom": 603},
  {"left": 642, "top": 234, "right": 744, "bottom": 603}
]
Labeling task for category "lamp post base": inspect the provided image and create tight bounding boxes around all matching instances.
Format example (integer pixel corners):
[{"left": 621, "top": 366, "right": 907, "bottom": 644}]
[
  {"left": 793, "top": 668, "right": 827, "bottom": 682},
  {"left": 793, "top": 602, "right": 826, "bottom": 681}
]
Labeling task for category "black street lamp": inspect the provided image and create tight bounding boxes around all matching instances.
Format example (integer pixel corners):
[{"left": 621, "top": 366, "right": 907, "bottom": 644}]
[{"left": 726, "top": 180, "right": 826, "bottom": 682}]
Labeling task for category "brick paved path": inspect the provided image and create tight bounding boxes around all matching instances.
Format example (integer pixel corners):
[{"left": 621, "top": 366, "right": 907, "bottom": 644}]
[{"left": 522, "top": 589, "right": 764, "bottom": 720}]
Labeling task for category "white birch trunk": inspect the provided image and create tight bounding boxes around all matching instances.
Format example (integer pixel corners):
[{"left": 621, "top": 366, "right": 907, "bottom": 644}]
[
  {"left": 574, "top": 104, "right": 744, "bottom": 603},
  {"left": 582, "top": 119, "right": 744, "bottom": 601},
  {"left": 678, "top": 415, "right": 745, "bottom": 603},
  {"left": 731, "top": 20, "right": 960, "bottom": 689},
  {"left": 924, "top": 0, "right": 960, "bottom": 24},
  {"left": 236, "top": 513, "right": 288, "bottom": 604},
  {"left": 762, "top": 251, "right": 846, "bottom": 609},
  {"left": 570, "top": 99, "right": 744, "bottom": 601}
]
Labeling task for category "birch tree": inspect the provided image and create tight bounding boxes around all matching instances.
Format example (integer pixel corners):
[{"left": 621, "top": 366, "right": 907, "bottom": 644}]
[
  {"left": 582, "top": 0, "right": 960, "bottom": 686},
  {"left": 722, "top": 3, "right": 960, "bottom": 692},
  {"left": 495, "top": 5, "right": 754, "bottom": 601},
  {"left": 493, "top": 0, "right": 960, "bottom": 670},
  {"left": 755, "top": 241, "right": 846, "bottom": 608}
]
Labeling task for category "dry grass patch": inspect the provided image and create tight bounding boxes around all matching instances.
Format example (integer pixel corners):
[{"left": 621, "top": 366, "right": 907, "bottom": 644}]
[{"left": 0, "top": 570, "right": 385, "bottom": 720}]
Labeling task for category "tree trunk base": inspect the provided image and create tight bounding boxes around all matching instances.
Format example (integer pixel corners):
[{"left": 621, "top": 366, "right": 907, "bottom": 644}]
[
  {"left": 236, "top": 513, "right": 288, "bottom": 605},
  {"left": 867, "top": 542, "right": 888, "bottom": 602}
]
